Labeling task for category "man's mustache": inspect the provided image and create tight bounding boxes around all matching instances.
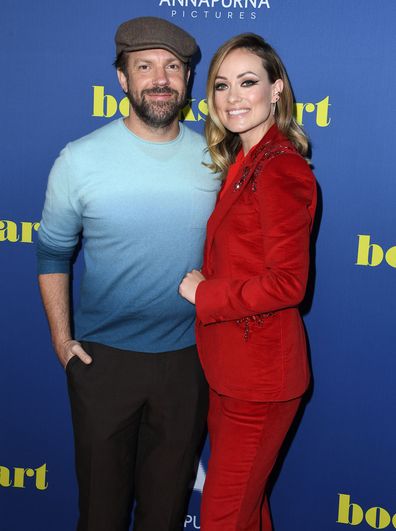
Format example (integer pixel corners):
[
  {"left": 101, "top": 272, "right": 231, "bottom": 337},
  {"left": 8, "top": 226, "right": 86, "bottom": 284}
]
[{"left": 142, "top": 87, "right": 179, "bottom": 97}]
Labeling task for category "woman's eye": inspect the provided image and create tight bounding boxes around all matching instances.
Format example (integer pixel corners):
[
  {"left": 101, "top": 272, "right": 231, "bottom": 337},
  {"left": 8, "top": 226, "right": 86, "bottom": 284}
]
[
  {"left": 241, "top": 79, "right": 258, "bottom": 87},
  {"left": 215, "top": 83, "right": 227, "bottom": 91}
]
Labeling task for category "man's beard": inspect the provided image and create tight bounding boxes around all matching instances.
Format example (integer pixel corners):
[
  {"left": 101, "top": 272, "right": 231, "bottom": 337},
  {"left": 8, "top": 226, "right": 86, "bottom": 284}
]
[{"left": 126, "top": 85, "right": 187, "bottom": 128}]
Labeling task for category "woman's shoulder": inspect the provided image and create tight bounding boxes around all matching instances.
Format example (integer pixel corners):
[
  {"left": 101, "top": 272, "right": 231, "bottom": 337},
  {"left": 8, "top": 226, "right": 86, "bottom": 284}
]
[
  {"left": 254, "top": 150, "right": 316, "bottom": 203},
  {"left": 266, "top": 150, "right": 312, "bottom": 174},
  {"left": 250, "top": 127, "right": 303, "bottom": 167}
]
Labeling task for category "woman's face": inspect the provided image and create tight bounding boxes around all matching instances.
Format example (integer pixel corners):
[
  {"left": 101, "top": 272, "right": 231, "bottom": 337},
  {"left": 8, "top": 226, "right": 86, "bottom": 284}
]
[{"left": 213, "top": 48, "right": 282, "bottom": 152}]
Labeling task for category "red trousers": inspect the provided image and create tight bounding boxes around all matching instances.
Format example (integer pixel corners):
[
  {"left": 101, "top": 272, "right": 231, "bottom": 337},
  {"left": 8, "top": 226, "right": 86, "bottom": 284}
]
[{"left": 201, "top": 389, "right": 301, "bottom": 531}]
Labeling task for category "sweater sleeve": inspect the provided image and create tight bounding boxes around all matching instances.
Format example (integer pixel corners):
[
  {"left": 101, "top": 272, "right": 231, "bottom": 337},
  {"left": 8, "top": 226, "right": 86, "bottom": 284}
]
[
  {"left": 195, "top": 154, "right": 316, "bottom": 324},
  {"left": 37, "top": 145, "right": 83, "bottom": 274}
]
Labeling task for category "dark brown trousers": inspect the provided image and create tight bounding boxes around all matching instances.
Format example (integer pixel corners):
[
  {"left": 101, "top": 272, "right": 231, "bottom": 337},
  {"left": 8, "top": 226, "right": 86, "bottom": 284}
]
[{"left": 66, "top": 342, "right": 208, "bottom": 531}]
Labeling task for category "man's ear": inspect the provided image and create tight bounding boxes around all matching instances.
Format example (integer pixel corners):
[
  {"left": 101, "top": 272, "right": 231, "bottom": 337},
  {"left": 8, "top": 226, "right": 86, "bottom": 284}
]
[{"left": 117, "top": 68, "right": 128, "bottom": 93}]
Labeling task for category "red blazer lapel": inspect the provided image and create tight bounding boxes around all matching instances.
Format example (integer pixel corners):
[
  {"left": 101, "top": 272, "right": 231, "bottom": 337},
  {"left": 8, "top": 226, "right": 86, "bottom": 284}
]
[
  {"left": 204, "top": 125, "right": 298, "bottom": 272},
  {"left": 204, "top": 163, "right": 254, "bottom": 273}
]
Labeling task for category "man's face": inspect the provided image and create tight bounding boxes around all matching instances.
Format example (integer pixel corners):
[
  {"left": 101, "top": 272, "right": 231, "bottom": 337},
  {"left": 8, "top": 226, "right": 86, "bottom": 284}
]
[{"left": 117, "top": 49, "right": 189, "bottom": 128}]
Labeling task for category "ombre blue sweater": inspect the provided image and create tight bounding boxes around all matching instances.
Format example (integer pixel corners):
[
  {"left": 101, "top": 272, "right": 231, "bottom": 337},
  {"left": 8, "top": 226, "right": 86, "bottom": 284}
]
[{"left": 37, "top": 119, "right": 219, "bottom": 352}]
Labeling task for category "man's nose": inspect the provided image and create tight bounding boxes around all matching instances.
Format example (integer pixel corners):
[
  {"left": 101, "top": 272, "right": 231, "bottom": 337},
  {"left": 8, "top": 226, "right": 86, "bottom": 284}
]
[{"left": 152, "top": 66, "right": 169, "bottom": 86}]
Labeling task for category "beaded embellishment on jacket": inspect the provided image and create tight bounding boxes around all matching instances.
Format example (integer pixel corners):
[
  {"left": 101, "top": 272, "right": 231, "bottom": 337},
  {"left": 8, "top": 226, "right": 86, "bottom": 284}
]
[
  {"left": 233, "top": 143, "right": 296, "bottom": 193},
  {"left": 236, "top": 312, "right": 274, "bottom": 341}
]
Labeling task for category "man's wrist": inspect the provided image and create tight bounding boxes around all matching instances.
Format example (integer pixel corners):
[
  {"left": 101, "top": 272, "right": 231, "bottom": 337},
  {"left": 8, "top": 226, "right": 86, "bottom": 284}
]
[{"left": 53, "top": 337, "right": 73, "bottom": 353}]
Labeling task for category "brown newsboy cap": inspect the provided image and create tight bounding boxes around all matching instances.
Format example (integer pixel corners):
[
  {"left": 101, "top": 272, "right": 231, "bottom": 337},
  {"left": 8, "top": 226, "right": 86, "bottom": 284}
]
[{"left": 115, "top": 16, "right": 198, "bottom": 63}]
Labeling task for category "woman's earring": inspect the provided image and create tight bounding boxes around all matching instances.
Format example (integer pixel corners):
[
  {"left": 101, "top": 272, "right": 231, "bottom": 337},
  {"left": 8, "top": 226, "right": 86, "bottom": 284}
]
[{"left": 272, "top": 92, "right": 280, "bottom": 116}]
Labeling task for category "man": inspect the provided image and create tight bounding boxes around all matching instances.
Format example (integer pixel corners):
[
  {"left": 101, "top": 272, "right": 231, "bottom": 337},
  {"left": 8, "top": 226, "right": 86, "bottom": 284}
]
[{"left": 37, "top": 16, "right": 218, "bottom": 531}]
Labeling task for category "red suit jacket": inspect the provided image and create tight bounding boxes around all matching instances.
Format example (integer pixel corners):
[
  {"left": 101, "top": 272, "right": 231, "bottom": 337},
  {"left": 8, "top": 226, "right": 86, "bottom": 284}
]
[{"left": 195, "top": 125, "right": 317, "bottom": 402}]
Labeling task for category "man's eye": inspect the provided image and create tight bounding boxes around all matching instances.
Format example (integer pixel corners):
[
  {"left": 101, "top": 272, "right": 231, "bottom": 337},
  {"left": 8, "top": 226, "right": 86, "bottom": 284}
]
[
  {"left": 167, "top": 63, "right": 180, "bottom": 71},
  {"left": 241, "top": 79, "right": 258, "bottom": 87},
  {"left": 215, "top": 83, "right": 227, "bottom": 91},
  {"left": 138, "top": 64, "right": 150, "bottom": 71}
]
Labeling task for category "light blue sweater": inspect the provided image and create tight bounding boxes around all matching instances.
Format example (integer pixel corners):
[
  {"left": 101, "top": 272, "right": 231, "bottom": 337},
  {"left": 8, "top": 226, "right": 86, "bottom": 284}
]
[{"left": 37, "top": 119, "right": 219, "bottom": 352}]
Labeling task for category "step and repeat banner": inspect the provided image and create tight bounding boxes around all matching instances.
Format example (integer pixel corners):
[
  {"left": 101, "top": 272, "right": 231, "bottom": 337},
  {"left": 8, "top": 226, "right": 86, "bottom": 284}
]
[{"left": 1, "top": 1, "right": 396, "bottom": 529}]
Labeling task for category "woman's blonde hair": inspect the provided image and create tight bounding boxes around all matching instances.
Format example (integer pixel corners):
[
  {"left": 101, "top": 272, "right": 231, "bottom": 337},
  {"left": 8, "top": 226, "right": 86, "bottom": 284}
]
[{"left": 205, "top": 33, "right": 309, "bottom": 177}]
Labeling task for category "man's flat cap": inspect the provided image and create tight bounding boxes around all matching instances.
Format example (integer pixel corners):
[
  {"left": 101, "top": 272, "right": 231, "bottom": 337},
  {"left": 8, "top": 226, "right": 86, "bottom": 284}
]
[{"left": 115, "top": 16, "right": 198, "bottom": 63}]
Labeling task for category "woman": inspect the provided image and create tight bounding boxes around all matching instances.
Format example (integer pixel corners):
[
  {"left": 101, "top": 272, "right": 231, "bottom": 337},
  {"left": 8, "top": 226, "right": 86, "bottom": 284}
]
[{"left": 179, "top": 33, "right": 317, "bottom": 530}]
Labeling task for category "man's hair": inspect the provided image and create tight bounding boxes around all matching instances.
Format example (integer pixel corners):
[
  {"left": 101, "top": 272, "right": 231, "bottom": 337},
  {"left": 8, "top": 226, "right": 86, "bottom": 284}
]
[{"left": 113, "top": 52, "right": 129, "bottom": 76}]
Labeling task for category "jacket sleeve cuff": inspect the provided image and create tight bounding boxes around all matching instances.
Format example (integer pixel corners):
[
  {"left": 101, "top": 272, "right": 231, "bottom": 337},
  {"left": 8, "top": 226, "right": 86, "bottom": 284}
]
[{"left": 195, "top": 278, "right": 230, "bottom": 325}]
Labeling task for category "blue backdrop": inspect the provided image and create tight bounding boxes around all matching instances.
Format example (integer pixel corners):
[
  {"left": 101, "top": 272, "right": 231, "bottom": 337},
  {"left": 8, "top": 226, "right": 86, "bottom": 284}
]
[{"left": 1, "top": 1, "right": 396, "bottom": 529}]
